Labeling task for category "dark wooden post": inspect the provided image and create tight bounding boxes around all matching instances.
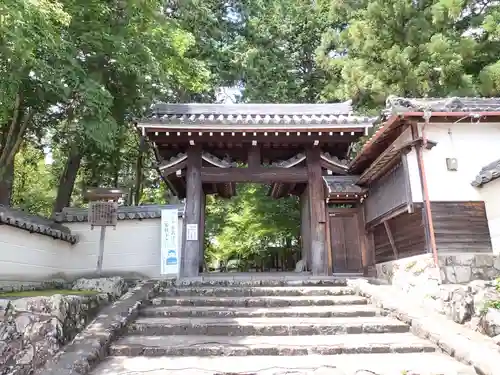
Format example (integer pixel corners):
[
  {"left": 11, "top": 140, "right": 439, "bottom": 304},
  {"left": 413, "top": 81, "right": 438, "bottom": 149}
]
[
  {"left": 247, "top": 145, "right": 261, "bottom": 168},
  {"left": 182, "top": 146, "right": 202, "bottom": 277},
  {"left": 306, "top": 147, "right": 327, "bottom": 275}
]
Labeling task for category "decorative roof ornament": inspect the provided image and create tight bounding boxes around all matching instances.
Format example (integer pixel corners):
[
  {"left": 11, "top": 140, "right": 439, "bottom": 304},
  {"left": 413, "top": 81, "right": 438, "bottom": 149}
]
[{"left": 472, "top": 159, "right": 500, "bottom": 187}]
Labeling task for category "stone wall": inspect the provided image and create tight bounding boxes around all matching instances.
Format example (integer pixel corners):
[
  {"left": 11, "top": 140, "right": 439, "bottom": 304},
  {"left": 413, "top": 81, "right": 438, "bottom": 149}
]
[
  {"left": 438, "top": 253, "right": 500, "bottom": 283},
  {"left": 375, "top": 253, "right": 500, "bottom": 344},
  {"left": 0, "top": 277, "right": 127, "bottom": 375},
  {"left": 376, "top": 253, "right": 500, "bottom": 286},
  {"left": 426, "top": 279, "right": 500, "bottom": 344}
]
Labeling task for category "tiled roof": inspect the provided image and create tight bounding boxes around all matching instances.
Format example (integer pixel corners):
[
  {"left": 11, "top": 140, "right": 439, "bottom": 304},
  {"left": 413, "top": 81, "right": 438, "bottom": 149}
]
[
  {"left": 54, "top": 204, "right": 184, "bottom": 223},
  {"left": 472, "top": 159, "right": 500, "bottom": 187},
  {"left": 0, "top": 206, "right": 78, "bottom": 244},
  {"left": 351, "top": 96, "right": 500, "bottom": 171},
  {"left": 323, "top": 176, "right": 365, "bottom": 195},
  {"left": 385, "top": 96, "right": 500, "bottom": 114},
  {"left": 138, "top": 102, "right": 376, "bottom": 127}
]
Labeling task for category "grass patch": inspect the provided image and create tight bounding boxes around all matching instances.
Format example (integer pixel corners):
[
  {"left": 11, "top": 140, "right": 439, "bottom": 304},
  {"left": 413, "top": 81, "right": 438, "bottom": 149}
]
[{"left": 0, "top": 289, "right": 100, "bottom": 298}]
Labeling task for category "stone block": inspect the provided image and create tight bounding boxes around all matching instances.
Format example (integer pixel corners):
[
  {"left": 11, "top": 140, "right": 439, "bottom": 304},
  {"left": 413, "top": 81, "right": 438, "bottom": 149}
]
[
  {"left": 474, "top": 255, "right": 495, "bottom": 268},
  {"left": 450, "top": 254, "right": 476, "bottom": 266},
  {"left": 72, "top": 276, "right": 127, "bottom": 297},
  {"left": 445, "top": 266, "right": 472, "bottom": 284}
]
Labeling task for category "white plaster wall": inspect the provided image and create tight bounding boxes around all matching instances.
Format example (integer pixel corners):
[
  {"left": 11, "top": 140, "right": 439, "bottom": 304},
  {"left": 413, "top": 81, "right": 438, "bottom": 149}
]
[
  {"left": 0, "top": 226, "right": 71, "bottom": 280},
  {"left": 411, "top": 122, "right": 500, "bottom": 202},
  {"left": 480, "top": 178, "right": 500, "bottom": 254},
  {"left": 0, "top": 217, "right": 184, "bottom": 281}
]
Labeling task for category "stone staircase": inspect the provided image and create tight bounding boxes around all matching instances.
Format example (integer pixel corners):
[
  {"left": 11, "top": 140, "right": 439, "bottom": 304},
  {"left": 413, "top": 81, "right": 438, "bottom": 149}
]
[{"left": 91, "top": 278, "right": 476, "bottom": 375}]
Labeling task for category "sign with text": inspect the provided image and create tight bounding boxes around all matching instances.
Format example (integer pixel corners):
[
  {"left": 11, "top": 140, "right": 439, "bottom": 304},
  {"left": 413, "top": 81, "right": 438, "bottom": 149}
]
[
  {"left": 186, "top": 223, "right": 198, "bottom": 241},
  {"left": 161, "top": 209, "right": 179, "bottom": 276}
]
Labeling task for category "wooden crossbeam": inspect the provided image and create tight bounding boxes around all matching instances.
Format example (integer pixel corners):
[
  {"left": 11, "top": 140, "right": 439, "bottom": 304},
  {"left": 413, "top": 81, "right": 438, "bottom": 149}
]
[
  {"left": 200, "top": 167, "right": 308, "bottom": 183},
  {"left": 383, "top": 221, "right": 399, "bottom": 259}
]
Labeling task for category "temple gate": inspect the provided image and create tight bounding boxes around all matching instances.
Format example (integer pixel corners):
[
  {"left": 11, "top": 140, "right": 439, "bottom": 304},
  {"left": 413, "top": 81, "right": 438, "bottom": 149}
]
[{"left": 136, "top": 103, "right": 375, "bottom": 277}]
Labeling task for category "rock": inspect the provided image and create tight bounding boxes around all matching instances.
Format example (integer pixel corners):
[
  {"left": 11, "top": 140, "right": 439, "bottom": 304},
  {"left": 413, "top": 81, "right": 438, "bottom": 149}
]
[
  {"left": 72, "top": 277, "right": 127, "bottom": 297},
  {"left": 294, "top": 259, "right": 306, "bottom": 272},
  {"left": 444, "top": 287, "right": 474, "bottom": 324},
  {"left": 493, "top": 334, "right": 500, "bottom": 345},
  {"left": 483, "top": 308, "right": 500, "bottom": 337}
]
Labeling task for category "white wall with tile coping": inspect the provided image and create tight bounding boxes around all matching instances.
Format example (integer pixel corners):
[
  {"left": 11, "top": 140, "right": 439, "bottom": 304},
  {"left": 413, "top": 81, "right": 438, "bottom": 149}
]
[{"left": 0, "top": 216, "right": 183, "bottom": 281}]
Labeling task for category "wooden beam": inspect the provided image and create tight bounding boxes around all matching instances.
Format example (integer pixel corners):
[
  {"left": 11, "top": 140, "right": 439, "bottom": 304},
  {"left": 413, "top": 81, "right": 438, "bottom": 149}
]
[
  {"left": 150, "top": 134, "right": 357, "bottom": 145},
  {"left": 384, "top": 221, "right": 399, "bottom": 260},
  {"left": 201, "top": 167, "right": 308, "bottom": 183},
  {"left": 159, "top": 160, "right": 187, "bottom": 176},
  {"left": 181, "top": 146, "right": 202, "bottom": 277},
  {"left": 247, "top": 145, "right": 261, "bottom": 168},
  {"left": 306, "top": 147, "right": 328, "bottom": 276},
  {"left": 365, "top": 203, "right": 408, "bottom": 230}
]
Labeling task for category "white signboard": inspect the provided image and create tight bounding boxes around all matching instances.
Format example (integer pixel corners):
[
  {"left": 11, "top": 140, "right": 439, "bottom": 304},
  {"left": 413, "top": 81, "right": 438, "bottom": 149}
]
[
  {"left": 186, "top": 223, "right": 198, "bottom": 241},
  {"left": 161, "top": 209, "right": 179, "bottom": 276}
]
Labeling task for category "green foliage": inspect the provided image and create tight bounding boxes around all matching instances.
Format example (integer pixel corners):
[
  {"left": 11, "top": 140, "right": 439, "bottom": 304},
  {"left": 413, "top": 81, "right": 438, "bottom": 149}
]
[
  {"left": 11, "top": 144, "right": 55, "bottom": 217},
  {"left": 205, "top": 184, "right": 300, "bottom": 267}
]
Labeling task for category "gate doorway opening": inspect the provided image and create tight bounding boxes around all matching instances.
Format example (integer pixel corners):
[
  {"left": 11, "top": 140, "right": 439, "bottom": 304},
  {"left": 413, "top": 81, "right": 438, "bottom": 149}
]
[{"left": 203, "top": 183, "right": 301, "bottom": 273}]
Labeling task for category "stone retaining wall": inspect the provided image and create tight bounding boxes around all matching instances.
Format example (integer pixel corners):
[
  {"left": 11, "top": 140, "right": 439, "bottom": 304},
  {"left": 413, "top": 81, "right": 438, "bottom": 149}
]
[
  {"left": 376, "top": 253, "right": 500, "bottom": 286},
  {"left": 0, "top": 277, "right": 128, "bottom": 375},
  {"left": 375, "top": 253, "right": 500, "bottom": 344}
]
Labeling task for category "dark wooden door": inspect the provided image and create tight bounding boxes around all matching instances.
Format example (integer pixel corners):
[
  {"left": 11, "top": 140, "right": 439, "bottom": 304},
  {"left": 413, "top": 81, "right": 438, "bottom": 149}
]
[{"left": 329, "top": 209, "right": 363, "bottom": 273}]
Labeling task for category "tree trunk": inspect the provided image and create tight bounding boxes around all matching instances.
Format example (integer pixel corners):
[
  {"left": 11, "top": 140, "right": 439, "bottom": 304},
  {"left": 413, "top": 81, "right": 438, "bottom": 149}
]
[
  {"left": 133, "top": 148, "right": 144, "bottom": 205},
  {"left": 52, "top": 145, "right": 82, "bottom": 215},
  {"left": 0, "top": 162, "right": 14, "bottom": 206}
]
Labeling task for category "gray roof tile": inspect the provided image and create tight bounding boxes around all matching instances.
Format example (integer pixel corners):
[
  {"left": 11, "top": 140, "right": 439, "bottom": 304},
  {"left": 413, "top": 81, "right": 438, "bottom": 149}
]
[
  {"left": 385, "top": 96, "right": 500, "bottom": 114},
  {"left": 54, "top": 204, "right": 184, "bottom": 223},
  {"left": 0, "top": 206, "right": 78, "bottom": 243},
  {"left": 472, "top": 159, "right": 500, "bottom": 187},
  {"left": 139, "top": 102, "right": 376, "bottom": 127},
  {"left": 323, "top": 176, "right": 365, "bottom": 195}
]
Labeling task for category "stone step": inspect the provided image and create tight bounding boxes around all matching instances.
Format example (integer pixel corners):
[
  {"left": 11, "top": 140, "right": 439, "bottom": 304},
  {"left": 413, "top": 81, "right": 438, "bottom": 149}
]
[
  {"left": 90, "top": 353, "right": 476, "bottom": 375},
  {"left": 173, "top": 277, "right": 350, "bottom": 287},
  {"left": 149, "top": 295, "right": 368, "bottom": 307},
  {"left": 110, "top": 333, "right": 436, "bottom": 356},
  {"left": 161, "top": 286, "right": 356, "bottom": 297},
  {"left": 128, "top": 316, "right": 409, "bottom": 336},
  {"left": 140, "top": 304, "right": 381, "bottom": 318}
]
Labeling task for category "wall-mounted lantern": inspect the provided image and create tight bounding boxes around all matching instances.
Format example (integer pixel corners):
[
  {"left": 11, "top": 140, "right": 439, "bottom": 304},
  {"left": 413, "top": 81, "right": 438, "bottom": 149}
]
[{"left": 84, "top": 188, "right": 124, "bottom": 275}]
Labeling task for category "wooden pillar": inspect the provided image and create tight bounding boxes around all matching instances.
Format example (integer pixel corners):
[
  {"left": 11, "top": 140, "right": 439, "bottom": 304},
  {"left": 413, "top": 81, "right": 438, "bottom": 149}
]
[
  {"left": 181, "top": 146, "right": 202, "bottom": 277},
  {"left": 358, "top": 203, "right": 374, "bottom": 275},
  {"left": 306, "top": 147, "right": 327, "bottom": 276},
  {"left": 199, "top": 191, "right": 206, "bottom": 272},
  {"left": 300, "top": 188, "right": 311, "bottom": 271},
  {"left": 248, "top": 145, "right": 261, "bottom": 168}
]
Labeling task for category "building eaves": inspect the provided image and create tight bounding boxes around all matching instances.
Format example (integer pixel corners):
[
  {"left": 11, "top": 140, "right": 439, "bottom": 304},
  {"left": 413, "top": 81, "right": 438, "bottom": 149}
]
[
  {"left": 323, "top": 176, "right": 365, "bottom": 196},
  {"left": 0, "top": 206, "right": 78, "bottom": 244},
  {"left": 53, "top": 204, "right": 184, "bottom": 223},
  {"left": 472, "top": 159, "right": 500, "bottom": 187},
  {"left": 137, "top": 102, "right": 376, "bottom": 127}
]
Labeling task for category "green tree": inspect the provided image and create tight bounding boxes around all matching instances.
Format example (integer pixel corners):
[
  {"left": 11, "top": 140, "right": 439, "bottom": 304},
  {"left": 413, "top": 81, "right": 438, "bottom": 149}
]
[{"left": 0, "top": 0, "right": 72, "bottom": 205}]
